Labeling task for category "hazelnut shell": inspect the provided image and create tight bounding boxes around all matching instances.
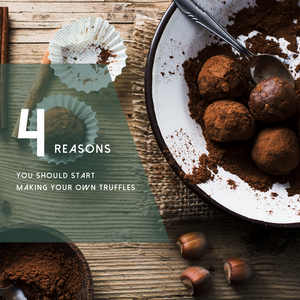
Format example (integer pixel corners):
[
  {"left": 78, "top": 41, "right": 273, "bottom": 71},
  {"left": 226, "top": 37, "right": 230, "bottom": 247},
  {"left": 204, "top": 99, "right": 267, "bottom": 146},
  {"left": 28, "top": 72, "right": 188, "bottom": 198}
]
[
  {"left": 181, "top": 266, "right": 211, "bottom": 295},
  {"left": 176, "top": 232, "right": 208, "bottom": 259}
]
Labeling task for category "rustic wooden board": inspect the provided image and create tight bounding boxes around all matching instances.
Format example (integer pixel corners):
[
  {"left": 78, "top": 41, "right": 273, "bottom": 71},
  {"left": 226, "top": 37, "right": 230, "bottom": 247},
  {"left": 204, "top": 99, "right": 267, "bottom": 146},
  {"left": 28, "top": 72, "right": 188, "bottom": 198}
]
[
  {"left": 10, "top": 27, "right": 134, "bottom": 43},
  {"left": 0, "top": 66, "right": 169, "bottom": 242},
  {"left": 78, "top": 219, "right": 300, "bottom": 299},
  {"left": 5, "top": 1, "right": 299, "bottom": 299},
  {"left": 6, "top": 0, "right": 169, "bottom": 129}
]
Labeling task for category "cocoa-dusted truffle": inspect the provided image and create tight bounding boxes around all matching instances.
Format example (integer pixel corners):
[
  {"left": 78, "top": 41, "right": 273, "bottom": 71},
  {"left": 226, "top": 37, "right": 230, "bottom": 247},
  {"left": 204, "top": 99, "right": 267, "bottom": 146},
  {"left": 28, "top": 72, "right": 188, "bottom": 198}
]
[
  {"left": 249, "top": 77, "right": 299, "bottom": 123},
  {"left": 45, "top": 107, "right": 85, "bottom": 154},
  {"left": 197, "top": 55, "right": 248, "bottom": 102},
  {"left": 203, "top": 100, "right": 255, "bottom": 142},
  {"left": 251, "top": 127, "right": 299, "bottom": 176}
]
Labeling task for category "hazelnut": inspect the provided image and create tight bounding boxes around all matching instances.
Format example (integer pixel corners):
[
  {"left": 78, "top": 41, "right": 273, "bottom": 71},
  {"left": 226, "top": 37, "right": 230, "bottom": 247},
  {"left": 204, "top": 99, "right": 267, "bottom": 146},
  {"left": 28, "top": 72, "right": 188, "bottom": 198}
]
[
  {"left": 181, "top": 266, "right": 211, "bottom": 296},
  {"left": 224, "top": 257, "right": 253, "bottom": 284},
  {"left": 176, "top": 232, "right": 208, "bottom": 259}
]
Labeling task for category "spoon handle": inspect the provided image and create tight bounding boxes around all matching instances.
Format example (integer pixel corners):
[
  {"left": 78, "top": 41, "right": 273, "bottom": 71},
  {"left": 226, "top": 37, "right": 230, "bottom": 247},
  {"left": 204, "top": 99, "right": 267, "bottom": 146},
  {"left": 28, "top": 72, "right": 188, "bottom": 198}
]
[{"left": 173, "top": 0, "right": 254, "bottom": 61}]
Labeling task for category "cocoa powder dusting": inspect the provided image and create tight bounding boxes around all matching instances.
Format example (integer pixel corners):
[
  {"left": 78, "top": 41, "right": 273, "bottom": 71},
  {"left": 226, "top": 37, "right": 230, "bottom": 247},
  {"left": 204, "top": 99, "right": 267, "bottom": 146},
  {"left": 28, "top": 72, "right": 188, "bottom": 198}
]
[
  {"left": 0, "top": 243, "right": 84, "bottom": 300},
  {"left": 184, "top": 154, "right": 216, "bottom": 184},
  {"left": 227, "top": 179, "right": 237, "bottom": 190},
  {"left": 95, "top": 45, "right": 116, "bottom": 65},
  {"left": 183, "top": 0, "right": 300, "bottom": 194},
  {"left": 227, "top": 0, "right": 300, "bottom": 45}
]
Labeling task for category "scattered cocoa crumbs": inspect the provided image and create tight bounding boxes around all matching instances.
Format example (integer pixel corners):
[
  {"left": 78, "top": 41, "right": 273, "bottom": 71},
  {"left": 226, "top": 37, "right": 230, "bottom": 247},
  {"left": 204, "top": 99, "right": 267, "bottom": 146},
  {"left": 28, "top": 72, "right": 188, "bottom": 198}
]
[
  {"left": 82, "top": 78, "right": 92, "bottom": 85},
  {"left": 161, "top": 72, "right": 165, "bottom": 76},
  {"left": 271, "top": 192, "right": 278, "bottom": 198},
  {"left": 183, "top": 0, "right": 300, "bottom": 195},
  {"left": 227, "top": 179, "right": 238, "bottom": 190},
  {"left": 93, "top": 44, "right": 117, "bottom": 65},
  {"left": 227, "top": 0, "right": 300, "bottom": 46},
  {"left": 245, "top": 33, "right": 288, "bottom": 59},
  {"left": 97, "top": 47, "right": 112, "bottom": 64},
  {"left": 183, "top": 154, "right": 216, "bottom": 184}
]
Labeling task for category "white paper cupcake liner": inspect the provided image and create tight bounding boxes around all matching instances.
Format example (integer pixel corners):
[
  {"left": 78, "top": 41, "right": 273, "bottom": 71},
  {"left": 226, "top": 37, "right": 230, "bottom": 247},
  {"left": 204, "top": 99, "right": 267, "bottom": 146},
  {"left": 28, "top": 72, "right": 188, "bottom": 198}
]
[
  {"left": 48, "top": 17, "right": 127, "bottom": 93},
  {"left": 28, "top": 94, "right": 99, "bottom": 165}
]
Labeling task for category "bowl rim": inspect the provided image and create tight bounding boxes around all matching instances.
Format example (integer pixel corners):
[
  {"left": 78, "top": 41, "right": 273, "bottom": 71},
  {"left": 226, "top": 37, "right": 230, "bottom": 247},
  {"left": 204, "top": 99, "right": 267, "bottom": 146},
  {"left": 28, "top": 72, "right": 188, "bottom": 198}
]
[
  {"left": 144, "top": 2, "right": 300, "bottom": 229},
  {"left": 69, "top": 242, "right": 94, "bottom": 300}
]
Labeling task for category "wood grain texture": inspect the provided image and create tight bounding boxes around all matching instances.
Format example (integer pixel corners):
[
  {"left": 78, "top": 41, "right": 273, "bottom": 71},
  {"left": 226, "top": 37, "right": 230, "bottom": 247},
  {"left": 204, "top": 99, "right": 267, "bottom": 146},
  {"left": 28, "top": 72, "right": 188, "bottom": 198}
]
[
  {"left": 78, "top": 219, "right": 300, "bottom": 299},
  {"left": 69, "top": 242, "right": 94, "bottom": 300},
  {"left": 5, "top": 1, "right": 298, "bottom": 300},
  {"left": 5, "top": 0, "right": 169, "bottom": 130}
]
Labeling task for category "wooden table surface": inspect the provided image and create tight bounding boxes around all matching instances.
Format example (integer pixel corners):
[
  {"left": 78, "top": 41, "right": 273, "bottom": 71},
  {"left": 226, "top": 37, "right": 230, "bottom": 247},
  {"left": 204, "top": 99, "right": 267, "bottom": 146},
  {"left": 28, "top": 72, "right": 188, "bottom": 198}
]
[{"left": 4, "top": 0, "right": 300, "bottom": 299}]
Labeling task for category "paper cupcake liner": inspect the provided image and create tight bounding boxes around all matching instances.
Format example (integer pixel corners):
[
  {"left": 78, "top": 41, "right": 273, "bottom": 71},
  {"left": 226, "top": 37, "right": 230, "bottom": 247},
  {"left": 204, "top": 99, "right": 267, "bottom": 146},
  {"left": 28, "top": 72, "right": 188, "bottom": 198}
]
[
  {"left": 28, "top": 94, "right": 99, "bottom": 165},
  {"left": 48, "top": 17, "right": 127, "bottom": 93}
]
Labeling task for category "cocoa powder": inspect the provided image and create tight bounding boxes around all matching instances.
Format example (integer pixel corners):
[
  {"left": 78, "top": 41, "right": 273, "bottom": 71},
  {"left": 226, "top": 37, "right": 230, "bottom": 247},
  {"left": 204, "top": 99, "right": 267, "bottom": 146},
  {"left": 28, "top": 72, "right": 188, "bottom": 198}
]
[
  {"left": 227, "top": 0, "right": 300, "bottom": 49},
  {"left": 95, "top": 45, "right": 117, "bottom": 65},
  {"left": 183, "top": 0, "right": 300, "bottom": 194},
  {"left": 0, "top": 243, "right": 84, "bottom": 300},
  {"left": 184, "top": 154, "right": 215, "bottom": 184}
]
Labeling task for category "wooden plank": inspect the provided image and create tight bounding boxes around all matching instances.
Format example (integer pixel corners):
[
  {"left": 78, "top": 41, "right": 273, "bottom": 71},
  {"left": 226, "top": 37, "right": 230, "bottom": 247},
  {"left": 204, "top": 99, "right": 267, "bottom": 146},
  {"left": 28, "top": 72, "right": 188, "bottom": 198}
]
[
  {"left": 9, "top": 12, "right": 136, "bottom": 28},
  {"left": 0, "top": 68, "right": 155, "bottom": 241},
  {"left": 7, "top": 43, "right": 135, "bottom": 128},
  {"left": 8, "top": 10, "right": 162, "bottom": 29},
  {"left": 8, "top": 43, "right": 136, "bottom": 62},
  {"left": 0, "top": 0, "right": 169, "bottom": 3},
  {"left": 8, "top": 1, "right": 300, "bottom": 300},
  {"left": 0, "top": 2, "right": 128, "bottom": 13},
  {"left": 0, "top": 2, "right": 169, "bottom": 13},
  {"left": 9, "top": 27, "right": 134, "bottom": 43},
  {"left": 77, "top": 219, "right": 300, "bottom": 299}
]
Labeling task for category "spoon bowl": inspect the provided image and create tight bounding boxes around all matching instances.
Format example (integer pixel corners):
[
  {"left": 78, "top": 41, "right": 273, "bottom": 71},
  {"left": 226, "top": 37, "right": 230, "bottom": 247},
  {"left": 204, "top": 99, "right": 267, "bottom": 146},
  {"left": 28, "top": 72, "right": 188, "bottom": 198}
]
[
  {"left": 249, "top": 54, "right": 294, "bottom": 87},
  {"left": 173, "top": 0, "right": 295, "bottom": 87},
  {"left": 0, "top": 283, "right": 27, "bottom": 300}
]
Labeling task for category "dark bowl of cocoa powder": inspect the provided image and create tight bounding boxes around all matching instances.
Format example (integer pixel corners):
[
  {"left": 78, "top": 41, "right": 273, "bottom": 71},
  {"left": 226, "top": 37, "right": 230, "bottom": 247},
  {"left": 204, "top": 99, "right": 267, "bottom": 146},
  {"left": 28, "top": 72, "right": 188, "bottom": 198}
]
[
  {"left": 145, "top": 0, "right": 300, "bottom": 227},
  {"left": 0, "top": 224, "right": 93, "bottom": 300}
]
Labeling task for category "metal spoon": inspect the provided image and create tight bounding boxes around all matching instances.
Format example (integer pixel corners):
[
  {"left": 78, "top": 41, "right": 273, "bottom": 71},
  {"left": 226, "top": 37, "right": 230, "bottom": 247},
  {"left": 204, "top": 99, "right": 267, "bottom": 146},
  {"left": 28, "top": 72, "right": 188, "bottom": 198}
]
[
  {"left": 173, "top": 0, "right": 295, "bottom": 87},
  {"left": 0, "top": 283, "right": 27, "bottom": 300}
]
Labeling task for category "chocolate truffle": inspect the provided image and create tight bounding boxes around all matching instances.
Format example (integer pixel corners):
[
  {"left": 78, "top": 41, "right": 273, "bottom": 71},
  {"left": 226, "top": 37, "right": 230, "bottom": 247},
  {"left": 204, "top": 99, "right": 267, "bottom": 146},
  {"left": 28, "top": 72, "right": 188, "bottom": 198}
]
[
  {"left": 197, "top": 55, "right": 248, "bottom": 102},
  {"left": 251, "top": 127, "right": 299, "bottom": 176},
  {"left": 203, "top": 100, "right": 255, "bottom": 142},
  {"left": 249, "top": 77, "right": 299, "bottom": 123},
  {"left": 45, "top": 107, "right": 85, "bottom": 154}
]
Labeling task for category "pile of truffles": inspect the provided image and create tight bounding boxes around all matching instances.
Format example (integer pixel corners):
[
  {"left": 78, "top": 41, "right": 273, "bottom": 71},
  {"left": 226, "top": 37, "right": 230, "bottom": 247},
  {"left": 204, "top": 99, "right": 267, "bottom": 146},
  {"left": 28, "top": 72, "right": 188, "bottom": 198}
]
[{"left": 199, "top": 55, "right": 300, "bottom": 176}]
